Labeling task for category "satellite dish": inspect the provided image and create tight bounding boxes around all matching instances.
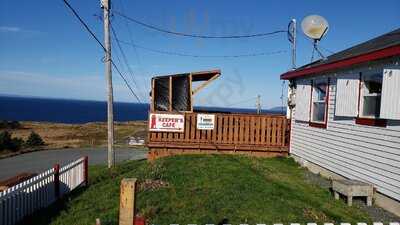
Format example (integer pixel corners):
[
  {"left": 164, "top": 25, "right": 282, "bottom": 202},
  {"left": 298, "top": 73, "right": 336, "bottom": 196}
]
[
  {"left": 301, "top": 15, "right": 329, "bottom": 61},
  {"left": 301, "top": 15, "right": 329, "bottom": 41}
]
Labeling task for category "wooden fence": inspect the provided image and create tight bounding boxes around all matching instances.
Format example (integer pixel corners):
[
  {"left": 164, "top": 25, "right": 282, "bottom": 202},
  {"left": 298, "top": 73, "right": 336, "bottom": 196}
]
[
  {"left": 147, "top": 113, "right": 290, "bottom": 159},
  {"left": 0, "top": 157, "right": 88, "bottom": 225}
]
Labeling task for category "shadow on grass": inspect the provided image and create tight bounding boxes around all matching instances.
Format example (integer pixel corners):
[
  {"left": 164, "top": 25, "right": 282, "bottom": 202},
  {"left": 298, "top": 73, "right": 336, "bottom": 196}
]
[{"left": 18, "top": 186, "right": 88, "bottom": 225}]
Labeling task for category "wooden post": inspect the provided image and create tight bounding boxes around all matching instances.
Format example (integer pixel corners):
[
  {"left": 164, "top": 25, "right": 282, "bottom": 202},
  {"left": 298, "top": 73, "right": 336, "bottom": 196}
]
[
  {"left": 119, "top": 178, "right": 137, "bottom": 225},
  {"left": 54, "top": 164, "right": 60, "bottom": 199},
  {"left": 84, "top": 156, "right": 89, "bottom": 186},
  {"left": 102, "top": 0, "right": 115, "bottom": 169}
]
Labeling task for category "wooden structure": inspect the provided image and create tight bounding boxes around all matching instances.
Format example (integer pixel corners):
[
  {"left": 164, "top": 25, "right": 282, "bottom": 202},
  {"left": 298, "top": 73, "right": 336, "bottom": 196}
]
[
  {"left": 148, "top": 113, "right": 289, "bottom": 160},
  {"left": 281, "top": 28, "right": 400, "bottom": 214},
  {"left": 151, "top": 69, "right": 220, "bottom": 112},
  {"left": 147, "top": 69, "right": 290, "bottom": 160},
  {"left": 332, "top": 179, "right": 374, "bottom": 206}
]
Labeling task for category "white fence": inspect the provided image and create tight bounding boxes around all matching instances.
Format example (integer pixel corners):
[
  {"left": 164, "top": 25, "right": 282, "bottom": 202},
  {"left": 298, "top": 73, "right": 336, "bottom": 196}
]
[{"left": 0, "top": 157, "right": 88, "bottom": 225}]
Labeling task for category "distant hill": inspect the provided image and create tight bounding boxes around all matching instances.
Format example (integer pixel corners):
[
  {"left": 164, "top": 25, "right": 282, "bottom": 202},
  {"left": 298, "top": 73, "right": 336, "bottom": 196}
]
[{"left": 268, "top": 106, "right": 286, "bottom": 113}]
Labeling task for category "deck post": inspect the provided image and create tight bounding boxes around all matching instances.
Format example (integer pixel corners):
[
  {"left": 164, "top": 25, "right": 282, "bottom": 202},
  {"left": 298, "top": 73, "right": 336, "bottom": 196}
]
[
  {"left": 53, "top": 164, "right": 60, "bottom": 199},
  {"left": 84, "top": 156, "right": 89, "bottom": 186}
]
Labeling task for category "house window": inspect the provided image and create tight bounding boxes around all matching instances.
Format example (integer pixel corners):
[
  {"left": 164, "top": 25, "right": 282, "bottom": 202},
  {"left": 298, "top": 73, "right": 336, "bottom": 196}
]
[
  {"left": 311, "top": 80, "right": 328, "bottom": 124},
  {"left": 359, "top": 73, "right": 383, "bottom": 118}
]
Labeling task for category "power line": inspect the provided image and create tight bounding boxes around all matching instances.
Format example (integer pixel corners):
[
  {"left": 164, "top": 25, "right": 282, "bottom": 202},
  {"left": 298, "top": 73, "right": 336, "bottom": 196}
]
[
  {"left": 113, "top": 10, "right": 287, "bottom": 39},
  {"left": 62, "top": 0, "right": 106, "bottom": 51},
  {"left": 111, "top": 61, "right": 142, "bottom": 103},
  {"left": 110, "top": 21, "right": 145, "bottom": 100},
  {"left": 115, "top": 0, "right": 150, "bottom": 91},
  {"left": 94, "top": 13, "right": 145, "bottom": 101},
  {"left": 109, "top": 44, "right": 142, "bottom": 103},
  {"left": 61, "top": 0, "right": 142, "bottom": 103},
  {"left": 115, "top": 38, "right": 286, "bottom": 58}
]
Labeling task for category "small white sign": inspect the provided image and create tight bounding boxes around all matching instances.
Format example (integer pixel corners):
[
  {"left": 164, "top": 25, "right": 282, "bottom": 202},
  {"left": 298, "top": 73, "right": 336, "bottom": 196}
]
[
  {"left": 149, "top": 113, "right": 185, "bottom": 132},
  {"left": 197, "top": 114, "right": 215, "bottom": 130}
]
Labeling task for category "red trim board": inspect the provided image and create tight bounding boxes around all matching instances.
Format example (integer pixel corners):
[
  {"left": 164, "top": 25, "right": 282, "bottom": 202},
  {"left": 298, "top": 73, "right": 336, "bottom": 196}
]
[{"left": 281, "top": 45, "right": 400, "bottom": 80}]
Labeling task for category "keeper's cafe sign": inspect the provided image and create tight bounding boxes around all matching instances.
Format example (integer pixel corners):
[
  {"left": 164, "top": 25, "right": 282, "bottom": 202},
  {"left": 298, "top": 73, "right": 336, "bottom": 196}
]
[{"left": 149, "top": 113, "right": 185, "bottom": 132}]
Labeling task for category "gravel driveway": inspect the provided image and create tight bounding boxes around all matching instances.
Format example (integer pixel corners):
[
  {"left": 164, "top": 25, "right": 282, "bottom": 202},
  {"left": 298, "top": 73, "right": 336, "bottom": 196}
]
[{"left": 0, "top": 148, "right": 147, "bottom": 180}]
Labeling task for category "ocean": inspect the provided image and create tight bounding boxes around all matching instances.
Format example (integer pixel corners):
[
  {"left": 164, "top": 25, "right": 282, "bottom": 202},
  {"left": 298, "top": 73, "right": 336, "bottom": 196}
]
[{"left": 0, "top": 96, "right": 284, "bottom": 124}]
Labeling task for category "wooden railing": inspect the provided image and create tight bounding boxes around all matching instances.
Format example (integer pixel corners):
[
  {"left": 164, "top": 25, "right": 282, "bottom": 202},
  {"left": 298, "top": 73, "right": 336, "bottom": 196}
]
[
  {"left": 0, "top": 157, "right": 88, "bottom": 225},
  {"left": 148, "top": 113, "right": 289, "bottom": 158}
]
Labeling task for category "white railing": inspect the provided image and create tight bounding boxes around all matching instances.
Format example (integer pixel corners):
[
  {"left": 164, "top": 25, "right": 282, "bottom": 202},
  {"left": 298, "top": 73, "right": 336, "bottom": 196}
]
[
  {"left": 0, "top": 157, "right": 88, "bottom": 225},
  {"left": 59, "top": 157, "right": 86, "bottom": 196}
]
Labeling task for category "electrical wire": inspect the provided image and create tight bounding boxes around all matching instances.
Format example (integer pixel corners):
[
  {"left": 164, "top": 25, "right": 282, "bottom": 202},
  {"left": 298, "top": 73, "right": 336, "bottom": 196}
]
[
  {"left": 113, "top": 10, "right": 287, "bottom": 39},
  {"left": 62, "top": 0, "right": 106, "bottom": 51},
  {"left": 61, "top": 0, "right": 142, "bottom": 103},
  {"left": 110, "top": 43, "right": 142, "bottom": 103},
  {"left": 111, "top": 61, "right": 142, "bottom": 103},
  {"left": 110, "top": 21, "right": 145, "bottom": 100},
  {"left": 115, "top": 0, "right": 150, "bottom": 89},
  {"left": 94, "top": 13, "right": 145, "bottom": 101},
  {"left": 115, "top": 38, "right": 286, "bottom": 58}
]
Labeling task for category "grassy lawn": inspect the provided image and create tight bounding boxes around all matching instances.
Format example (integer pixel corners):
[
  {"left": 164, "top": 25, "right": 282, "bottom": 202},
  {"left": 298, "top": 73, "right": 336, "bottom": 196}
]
[{"left": 26, "top": 155, "right": 371, "bottom": 225}]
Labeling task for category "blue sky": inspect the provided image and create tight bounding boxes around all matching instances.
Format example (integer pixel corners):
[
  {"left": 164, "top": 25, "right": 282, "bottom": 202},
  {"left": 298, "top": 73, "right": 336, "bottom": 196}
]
[{"left": 0, "top": 0, "right": 399, "bottom": 109}]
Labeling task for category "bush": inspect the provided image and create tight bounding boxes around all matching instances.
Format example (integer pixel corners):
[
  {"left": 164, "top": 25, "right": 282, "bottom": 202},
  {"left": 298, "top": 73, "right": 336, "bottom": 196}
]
[
  {"left": 0, "top": 131, "right": 23, "bottom": 152},
  {"left": 0, "top": 131, "right": 12, "bottom": 151},
  {"left": 10, "top": 137, "right": 24, "bottom": 151},
  {"left": 9, "top": 121, "right": 21, "bottom": 129},
  {"left": 0, "top": 120, "right": 21, "bottom": 129},
  {"left": 25, "top": 131, "right": 45, "bottom": 147},
  {"left": 0, "top": 120, "right": 7, "bottom": 129}
]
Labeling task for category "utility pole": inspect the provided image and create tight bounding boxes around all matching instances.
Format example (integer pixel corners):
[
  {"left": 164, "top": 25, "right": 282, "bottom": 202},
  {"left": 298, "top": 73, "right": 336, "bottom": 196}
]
[
  {"left": 256, "top": 95, "right": 261, "bottom": 114},
  {"left": 289, "top": 19, "right": 297, "bottom": 70},
  {"left": 101, "top": 0, "right": 115, "bottom": 168}
]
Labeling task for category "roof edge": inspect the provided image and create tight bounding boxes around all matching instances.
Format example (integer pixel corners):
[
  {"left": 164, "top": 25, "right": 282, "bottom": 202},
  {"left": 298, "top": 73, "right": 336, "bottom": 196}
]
[
  {"left": 153, "top": 69, "right": 221, "bottom": 79},
  {"left": 280, "top": 44, "right": 400, "bottom": 80}
]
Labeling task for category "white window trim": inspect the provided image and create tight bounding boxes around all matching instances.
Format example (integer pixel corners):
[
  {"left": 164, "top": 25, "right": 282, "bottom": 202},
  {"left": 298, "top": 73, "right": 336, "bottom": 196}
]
[
  {"left": 358, "top": 72, "right": 383, "bottom": 119},
  {"left": 310, "top": 79, "right": 329, "bottom": 124}
]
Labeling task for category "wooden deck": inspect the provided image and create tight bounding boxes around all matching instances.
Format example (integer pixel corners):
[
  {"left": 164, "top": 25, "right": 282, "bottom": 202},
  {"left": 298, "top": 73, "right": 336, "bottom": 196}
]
[{"left": 147, "top": 112, "right": 290, "bottom": 160}]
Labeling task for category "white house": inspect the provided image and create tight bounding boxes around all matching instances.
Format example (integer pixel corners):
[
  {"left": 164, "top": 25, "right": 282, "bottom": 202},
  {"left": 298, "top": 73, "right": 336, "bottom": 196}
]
[{"left": 281, "top": 28, "right": 400, "bottom": 216}]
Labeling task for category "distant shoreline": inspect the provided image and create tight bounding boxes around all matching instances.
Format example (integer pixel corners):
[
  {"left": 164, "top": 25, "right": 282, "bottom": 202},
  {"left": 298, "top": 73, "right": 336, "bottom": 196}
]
[{"left": 0, "top": 95, "right": 285, "bottom": 124}]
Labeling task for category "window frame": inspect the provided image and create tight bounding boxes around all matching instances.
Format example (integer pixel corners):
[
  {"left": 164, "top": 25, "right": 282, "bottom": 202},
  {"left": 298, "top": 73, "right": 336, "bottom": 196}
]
[
  {"left": 309, "top": 78, "right": 330, "bottom": 129},
  {"left": 355, "top": 72, "right": 387, "bottom": 127}
]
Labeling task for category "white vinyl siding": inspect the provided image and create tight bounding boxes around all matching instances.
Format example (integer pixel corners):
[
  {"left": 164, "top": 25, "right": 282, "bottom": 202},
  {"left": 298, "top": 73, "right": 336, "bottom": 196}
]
[
  {"left": 380, "top": 68, "right": 400, "bottom": 120},
  {"left": 335, "top": 75, "right": 359, "bottom": 117},
  {"left": 294, "top": 80, "right": 311, "bottom": 121},
  {"left": 290, "top": 70, "right": 400, "bottom": 202}
]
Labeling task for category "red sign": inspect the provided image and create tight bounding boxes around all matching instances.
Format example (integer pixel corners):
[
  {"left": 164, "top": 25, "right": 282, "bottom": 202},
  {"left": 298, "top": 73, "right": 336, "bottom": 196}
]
[{"left": 149, "top": 113, "right": 185, "bottom": 132}]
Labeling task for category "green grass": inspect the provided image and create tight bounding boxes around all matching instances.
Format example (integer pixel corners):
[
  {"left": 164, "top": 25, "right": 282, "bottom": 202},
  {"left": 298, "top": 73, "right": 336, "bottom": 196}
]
[{"left": 26, "top": 155, "right": 371, "bottom": 225}]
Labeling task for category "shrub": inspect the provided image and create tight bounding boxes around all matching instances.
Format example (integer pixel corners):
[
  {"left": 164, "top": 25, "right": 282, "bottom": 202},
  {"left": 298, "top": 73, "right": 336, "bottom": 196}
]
[
  {"left": 0, "top": 120, "right": 21, "bottom": 129},
  {"left": 10, "top": 137, "right": 24, "bottom": 151},
  {"left": 0, "top": 131, "right": 23, "bottom": 152},
  {"left": 0, "top": 131, "right": 12, "bottom": 151},
  {"left": 0, "top": 120, "right": 7, "bottom": 129},
  {"left": 9, "top": 121, "right": 21, "bottom": 129},
  {"left": 25, "top": 131, "right": 45, "bottom": 147}
]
